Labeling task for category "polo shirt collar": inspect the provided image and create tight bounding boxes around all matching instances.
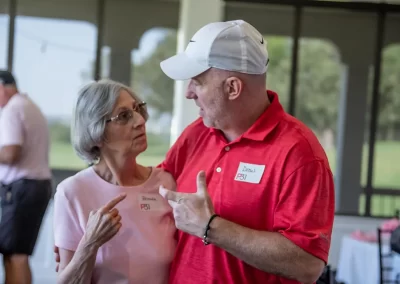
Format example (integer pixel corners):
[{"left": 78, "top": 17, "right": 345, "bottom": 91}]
[{"left": 210, "top": 90, "right": 285, "bottom": 142}]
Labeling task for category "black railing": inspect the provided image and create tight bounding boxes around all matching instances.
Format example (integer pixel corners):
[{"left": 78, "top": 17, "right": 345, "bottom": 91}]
[{"left": 360, "top": 189, "right": 400, "bottom": 218}]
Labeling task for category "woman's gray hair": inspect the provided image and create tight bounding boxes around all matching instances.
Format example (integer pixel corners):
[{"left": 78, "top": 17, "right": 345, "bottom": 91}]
[{"left": 71, "top": 79, "right": 148, "bottom": 164}]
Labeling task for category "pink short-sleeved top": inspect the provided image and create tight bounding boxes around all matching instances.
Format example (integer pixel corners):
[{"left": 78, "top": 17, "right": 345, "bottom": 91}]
[{"left": 53, "top": 167, "right": 177, "bottom": 284}]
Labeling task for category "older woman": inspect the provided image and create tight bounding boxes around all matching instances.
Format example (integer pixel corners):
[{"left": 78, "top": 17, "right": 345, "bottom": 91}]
[{"left": 53, "top": 79, "right": 176, "bottom": 284}]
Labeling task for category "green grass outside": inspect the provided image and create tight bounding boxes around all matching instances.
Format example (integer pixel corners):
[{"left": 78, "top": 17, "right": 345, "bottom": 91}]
[
  {"left": 325, "top": 141, "right": 400, "bottom": 189},
  {"left": 358, "top": 194, "right": 400, "bottom": 217},
  {"left": 50, "top": 140, "right": 400, "bottom": 216},
  {"left": 49, "top": 141, "right": 169, "bottom": 169}
]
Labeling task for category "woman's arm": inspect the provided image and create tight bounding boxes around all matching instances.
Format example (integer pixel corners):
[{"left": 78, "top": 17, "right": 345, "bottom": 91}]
[
  {"left": 56, "top": 193, "right": 127, "bottom": 284},
  {"left": 57, "top": 238, "right": 99, "bottom": 284}
]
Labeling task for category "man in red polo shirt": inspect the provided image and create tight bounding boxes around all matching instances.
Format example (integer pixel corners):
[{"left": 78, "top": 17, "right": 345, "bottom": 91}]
[{"left": 158, "top": 19, "right": 335, "bottom": 284}]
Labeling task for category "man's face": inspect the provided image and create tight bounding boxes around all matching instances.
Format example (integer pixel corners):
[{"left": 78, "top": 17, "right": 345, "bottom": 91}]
[
  {"left": 0, "top": 83, "right": 6, "bottom": 107},
  {"left": 0, "top": 84, "right": 16, "bottom": 107},
  {"left": 185, "top": 69, "right": 229, "bottom": 129}
]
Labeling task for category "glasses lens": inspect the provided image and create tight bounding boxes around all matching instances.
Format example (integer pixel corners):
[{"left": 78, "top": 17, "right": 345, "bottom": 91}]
[
  {"left": 137, "top": 102, "right": 147, "bottom": 117},
  {"left": 116, "top": 110, "right": 133, "bottom": 124}
]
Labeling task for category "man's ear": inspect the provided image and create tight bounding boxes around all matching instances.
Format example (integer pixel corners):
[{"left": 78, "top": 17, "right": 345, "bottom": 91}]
[{"left": 224, "top": 77, "right": 243, "bottom": 101}]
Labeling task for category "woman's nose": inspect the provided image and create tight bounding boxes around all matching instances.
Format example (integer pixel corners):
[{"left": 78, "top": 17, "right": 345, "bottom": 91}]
[{"left": 132, "top": 111, "right": 145, "bottom": 128}]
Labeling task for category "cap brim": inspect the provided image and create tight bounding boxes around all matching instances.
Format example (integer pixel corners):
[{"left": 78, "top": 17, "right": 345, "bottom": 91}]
[{"left": 160, "top": 53, "right": 210, "bottom": 80}]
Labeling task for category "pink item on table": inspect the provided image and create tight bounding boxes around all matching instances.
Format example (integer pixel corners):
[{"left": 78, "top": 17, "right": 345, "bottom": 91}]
[
  {"left": 351, "top": 230, "right": 378, "bottom": 242},
  {"left": 380, "top": 218, "right": 400, "bottom": 232},
  {"left": 350, "top": 218, "right": 399, "bottom": 242}
]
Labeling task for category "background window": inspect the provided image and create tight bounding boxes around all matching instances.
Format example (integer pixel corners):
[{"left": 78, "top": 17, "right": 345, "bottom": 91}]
[{"left": 13, "top": 16, "right": 97, "bottom": 169}]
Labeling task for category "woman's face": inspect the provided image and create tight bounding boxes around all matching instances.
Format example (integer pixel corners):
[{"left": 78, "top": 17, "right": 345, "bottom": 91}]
[{"left": 101, "top": 89, "right": 147, "bottom": 158}]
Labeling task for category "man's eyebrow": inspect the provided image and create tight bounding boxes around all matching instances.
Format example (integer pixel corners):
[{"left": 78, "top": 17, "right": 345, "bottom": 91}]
[{"left": 192, "top": 77, "right": 202, "bottom": 84}]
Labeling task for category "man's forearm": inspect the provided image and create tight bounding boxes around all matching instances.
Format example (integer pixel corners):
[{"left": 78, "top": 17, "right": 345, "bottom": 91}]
[
  {"left": 207, "top": 217, "right": 324, "bottom": 284},
  {"left": 57, "top": 240, "right": 98, "bottom": 284},
  {"left": 0, "top": 146, "right": 20, "bottom": 164},
  {"left": 0, "top": 150, "right": 12, "bottom": 164}
]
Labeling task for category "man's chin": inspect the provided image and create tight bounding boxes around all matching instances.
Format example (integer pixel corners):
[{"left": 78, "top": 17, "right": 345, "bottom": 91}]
[{"left": 202, "top": 118, "right": 216, "bottom": 129}]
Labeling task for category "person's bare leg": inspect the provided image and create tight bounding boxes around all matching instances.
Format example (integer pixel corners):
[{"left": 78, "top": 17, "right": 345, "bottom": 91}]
[
  {"left": 2, "top": 255, "right": 5, "bottom": 284},
  {"left": 3, "top": 254, "right": 32, "bottom": 284}
]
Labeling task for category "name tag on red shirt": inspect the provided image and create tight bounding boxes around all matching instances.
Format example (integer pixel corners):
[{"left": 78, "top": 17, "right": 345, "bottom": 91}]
[{"left": 234, "top": 162, "right": 265, "bottom": 184}]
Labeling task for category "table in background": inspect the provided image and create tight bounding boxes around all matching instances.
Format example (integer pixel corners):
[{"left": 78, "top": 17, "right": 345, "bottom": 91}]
[{"left": 336, "top": 235, "right": 400, "bottom": 284}]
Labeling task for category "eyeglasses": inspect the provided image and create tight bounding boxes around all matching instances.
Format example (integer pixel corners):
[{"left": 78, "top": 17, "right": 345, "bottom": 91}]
[{"left": 106, "top": 101, "right": 147, "bottom": 125}]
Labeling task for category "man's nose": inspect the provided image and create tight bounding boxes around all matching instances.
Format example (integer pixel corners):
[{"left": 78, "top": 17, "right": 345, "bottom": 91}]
[
  {"left": 185, "top": 90, "right": 196, "bottom": 99},
  {"left": 185, "top": 81, "right": 196, "bottom": 99}
]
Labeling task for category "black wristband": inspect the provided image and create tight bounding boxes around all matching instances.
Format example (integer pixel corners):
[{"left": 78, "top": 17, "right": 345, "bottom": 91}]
[{"left": 202, "top": 214, "right": 219, "bottom": 245}]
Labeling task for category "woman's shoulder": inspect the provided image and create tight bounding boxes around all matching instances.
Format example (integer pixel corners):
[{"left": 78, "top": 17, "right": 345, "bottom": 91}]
[
  {"left": 55, "top": 167, "right": 96, "bottom": 198},
  {"left": 148, "top": 167, "right": 176, "bottom": 191}
]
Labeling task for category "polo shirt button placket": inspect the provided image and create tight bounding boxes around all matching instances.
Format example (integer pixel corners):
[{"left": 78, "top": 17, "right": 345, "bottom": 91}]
[{"left": 216, "top": 145, "right": 231, "bottom": 173}]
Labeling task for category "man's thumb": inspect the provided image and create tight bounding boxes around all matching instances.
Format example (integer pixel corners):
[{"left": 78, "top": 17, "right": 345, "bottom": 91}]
[{"left": 196, "top": 170, "right": 207, "bottom": 195}]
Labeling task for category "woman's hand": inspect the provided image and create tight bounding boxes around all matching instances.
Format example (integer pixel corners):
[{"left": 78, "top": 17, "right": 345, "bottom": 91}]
[
  {"left": 55, "top": 193, "right": 127, "bottom": 284},
  {"left": 83, "top": 193, "right": 127, "bottom": 249}
]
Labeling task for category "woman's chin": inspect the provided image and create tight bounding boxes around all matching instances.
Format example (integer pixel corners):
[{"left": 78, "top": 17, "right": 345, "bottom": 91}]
[
  {"left": 140, "top": 142, "right": 148, "bottom": 152},
  {"left": 132, "top": 139, "right": 147, "bottom": 154}
]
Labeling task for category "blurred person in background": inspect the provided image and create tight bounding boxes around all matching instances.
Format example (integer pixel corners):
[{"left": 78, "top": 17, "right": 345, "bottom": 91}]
[
  {"left": 54, "top": 79, "right": 176, "bottom": 284},
  {"left": 0, "top": 70, "right": 52, "bottom": 284}
]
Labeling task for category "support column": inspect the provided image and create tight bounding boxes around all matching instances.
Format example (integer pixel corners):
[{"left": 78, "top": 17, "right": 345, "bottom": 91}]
[
  {"left": 335, "top": 61, "right": 370, "bottom": 214},
  {"left": 104, "top": 0, "right": 138, "bottom": 86},
  {"left": 109, "top": 45, "right": 132, "bottom": 86},
  {"left": 6, "top": 0, "right": 16, "bottom": 72},
  {"left": 169, "top": 0, "right": 224, "bottom": 145}
]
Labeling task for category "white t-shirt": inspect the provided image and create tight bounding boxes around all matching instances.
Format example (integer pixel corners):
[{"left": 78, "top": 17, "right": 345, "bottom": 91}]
[
  {"left": 0, "top": 93, "right": 51, "bottom": 184},
  {"left": 53, "top": 167, "right": 177, "bottom": 284}
]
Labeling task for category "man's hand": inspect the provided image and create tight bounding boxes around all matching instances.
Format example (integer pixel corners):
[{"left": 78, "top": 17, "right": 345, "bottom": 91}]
[
  {"left": 0, "top": 145, "right": 22, "bottom": 164},
  {"left": 159, "top": 170, "right": 215, "bottom": 238}
]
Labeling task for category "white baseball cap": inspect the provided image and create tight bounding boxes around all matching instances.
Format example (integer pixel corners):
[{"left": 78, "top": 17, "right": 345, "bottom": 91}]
[{"left": 160, "top": 19, "right": 269, "bottom": 80}]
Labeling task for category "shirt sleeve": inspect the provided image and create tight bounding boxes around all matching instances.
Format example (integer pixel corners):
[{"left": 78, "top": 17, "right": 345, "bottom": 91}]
[
  {"left": 0, "top": 105, "right": 24, "bottom": 146},
  {"left": 53, "top": 186, "right": 84, "bottom": 251},
  {"left": 158, "top": 135, "right": 187, "bottom": 180},
  {"left": 158, "top": 118, "right": 202, "bottom": 180},
  {"left": 159, "top": 147, "right": 178, "bottom": 179},
  {"left": 273, "top": 160, "right": 335, "bottom": 263}
]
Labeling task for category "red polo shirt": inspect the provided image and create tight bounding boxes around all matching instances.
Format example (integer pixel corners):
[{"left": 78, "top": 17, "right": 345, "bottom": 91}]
[{"left": 160, "top": 91, "right": 335, "bottom": 284}]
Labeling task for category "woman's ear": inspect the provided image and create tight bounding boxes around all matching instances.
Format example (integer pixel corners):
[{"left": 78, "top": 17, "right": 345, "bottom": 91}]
[
  {"left": 224, "top": 77, "right": 243, "bottom": 101},
  {"left": 96, "top": 137, "right": 106, "bottom": 149}
]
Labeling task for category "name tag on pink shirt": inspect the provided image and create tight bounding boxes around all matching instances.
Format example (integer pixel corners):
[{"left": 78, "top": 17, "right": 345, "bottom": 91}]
[{"left": 138, "top": 194, "right": 166, "bottom": 211}]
